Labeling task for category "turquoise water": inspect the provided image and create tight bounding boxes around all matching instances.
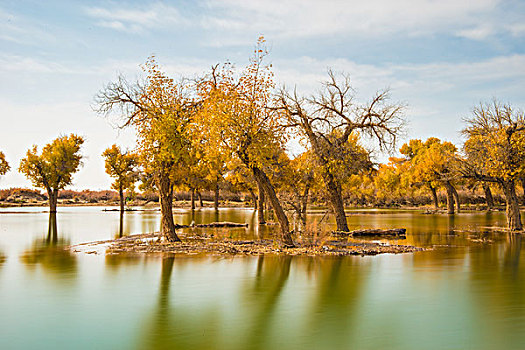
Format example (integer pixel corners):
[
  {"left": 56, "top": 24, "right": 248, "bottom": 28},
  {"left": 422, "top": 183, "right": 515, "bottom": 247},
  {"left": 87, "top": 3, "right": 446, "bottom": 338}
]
[{"left": 1, "top": 207, "right": 524, "bottom": 349}]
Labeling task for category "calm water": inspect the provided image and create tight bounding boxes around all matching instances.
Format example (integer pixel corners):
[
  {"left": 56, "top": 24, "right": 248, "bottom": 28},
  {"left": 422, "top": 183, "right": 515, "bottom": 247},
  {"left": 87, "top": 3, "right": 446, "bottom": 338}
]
[{"left": 1, "top": 207, "right": 524, "bottom": 349}]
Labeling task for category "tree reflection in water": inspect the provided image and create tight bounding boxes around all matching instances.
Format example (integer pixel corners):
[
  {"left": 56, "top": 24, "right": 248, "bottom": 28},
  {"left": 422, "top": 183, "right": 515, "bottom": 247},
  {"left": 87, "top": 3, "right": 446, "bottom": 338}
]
[
  {"left": 135, "top": 254, "right": 372, "bottom": 350},
  {"left": 19, "top": 212, "right": 77, "bottom": 279}
]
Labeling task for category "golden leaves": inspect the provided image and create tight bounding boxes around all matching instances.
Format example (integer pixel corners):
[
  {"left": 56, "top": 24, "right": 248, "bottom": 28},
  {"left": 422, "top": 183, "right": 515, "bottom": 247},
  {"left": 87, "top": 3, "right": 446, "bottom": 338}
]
[
  {"left": 0, "top": 151, "right": 10, "bottom": 176},
  {"left": 18, "top": 134, "right": 84, "bottom": 191}
]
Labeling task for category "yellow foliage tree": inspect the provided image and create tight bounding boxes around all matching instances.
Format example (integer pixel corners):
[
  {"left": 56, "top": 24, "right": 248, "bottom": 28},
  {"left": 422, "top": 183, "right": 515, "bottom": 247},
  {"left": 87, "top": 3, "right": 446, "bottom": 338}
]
[
  {"left": 196, "top": 37, "right": 294, "bottom": 247},
  {"left": 460, "top": 100, "right": 525, "bottom": 230},
  {"left": 400, "top": 138, "right": 460, "bottom": 213},
  {"left": 19, "top": 134, "right": 84, "bottom": 212},
  {"left": 0, "top": 151, "right": 10, "bottom": 177},
  {"left": 95, "top": 57, "right": 197, "bottom": 242},
  {"left": 102, "top": 144, "right": 139, "bottom": 212}
]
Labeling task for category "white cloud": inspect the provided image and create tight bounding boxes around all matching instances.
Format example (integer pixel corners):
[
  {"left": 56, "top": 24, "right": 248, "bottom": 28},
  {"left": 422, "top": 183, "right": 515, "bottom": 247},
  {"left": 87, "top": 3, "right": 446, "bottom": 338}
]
[
  {"left": 80, "top": 0, "right": 525, "bottom": 45},
  {"left": 456, "top": 24, "right": 496, "bottom": 40},
  {"left": 201, "top": 0, "right": 513, "bottom": 41},
  {"left": 85, "top": 2, "right": 186, "bottom": 33}
]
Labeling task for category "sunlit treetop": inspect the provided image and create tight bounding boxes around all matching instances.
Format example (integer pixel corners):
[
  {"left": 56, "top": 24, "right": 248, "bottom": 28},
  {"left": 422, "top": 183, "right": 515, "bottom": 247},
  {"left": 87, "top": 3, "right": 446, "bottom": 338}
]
[
  {"left": 399, "top": 137, "right": 458, "bottom": 185},
  {"left": 374, "top": 156, "right": 413, "bottom": 199},
  {"left": 136, "top": 58, "right": 196, "bottom": 174},
  {"left": 95, "top": 57, "right": 197, "bottom": 179},
  {"left": 18, "top": 134, "right": 84, "bottom": 191},
  {"left": 102, "top": 144, "right": 139, "bottom": 192},
  {"left": 462, "top": 101, "right": 525, "bottom": 181},
  {"left": 196, "top": 36, "right": 285, "bottom": 169}
]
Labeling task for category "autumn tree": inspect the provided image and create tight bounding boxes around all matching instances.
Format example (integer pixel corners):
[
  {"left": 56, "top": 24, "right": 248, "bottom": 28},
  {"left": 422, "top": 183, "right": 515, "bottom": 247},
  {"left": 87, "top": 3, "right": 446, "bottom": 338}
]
[
  {"left": 0, "top": 151, "right": 10, "bottom": 177},
  {"left": 225, "top": 159, "right": 259, "bottom": 210},
  {"left": 102, "top": 144, "right": 139, "bottom": 212},
  {"left": 196, "top": 37, "right": 295, "bottom": 247},
  {"left": 400, "top": 138, "right": 461, "bottom": 214},
  {"left": 277, "top": 150, "right": 316, "bottom": 230},
  {"left": 95, "top": 58, "right": 196, "bottom": 242},
  {"left": 201, "top": 147, "right": 227, "bottom": 211},
  {"left": 276, "top": 72, "right": 404, "bottom": 232},
  {"left": 19, "top": 134, "right": 84, "bottom": 212},
  {"left": 398, "top": 139, "right": 438, "bottom": 208},
  {"left": 374, "top": 157, "right": 413, "bottom": 205},
  {"left": 460, "top": 101, "right": 525, "bottom": 231}
]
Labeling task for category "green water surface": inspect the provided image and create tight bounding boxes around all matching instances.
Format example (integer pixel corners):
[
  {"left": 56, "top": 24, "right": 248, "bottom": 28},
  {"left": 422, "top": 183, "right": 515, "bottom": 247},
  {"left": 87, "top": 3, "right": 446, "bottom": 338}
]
[{"left": 0, "top": 207, "right": 524, "bottom": 349}]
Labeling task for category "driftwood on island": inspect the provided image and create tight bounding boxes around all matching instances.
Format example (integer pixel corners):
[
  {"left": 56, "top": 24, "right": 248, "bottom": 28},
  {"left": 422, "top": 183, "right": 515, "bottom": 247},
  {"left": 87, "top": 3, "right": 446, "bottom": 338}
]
[
  {"left": 174, "top": 222, "right": 248, "bottom": 229},
  {"left": 333, "top": 228, "right": 407, "bottom": 237}
]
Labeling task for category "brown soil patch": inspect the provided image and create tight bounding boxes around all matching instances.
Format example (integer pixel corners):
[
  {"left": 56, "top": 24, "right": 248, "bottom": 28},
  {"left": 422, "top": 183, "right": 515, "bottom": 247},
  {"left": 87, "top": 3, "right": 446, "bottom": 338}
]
[{"left": 70, "top": 232, "right": 425, "bottom": 257}]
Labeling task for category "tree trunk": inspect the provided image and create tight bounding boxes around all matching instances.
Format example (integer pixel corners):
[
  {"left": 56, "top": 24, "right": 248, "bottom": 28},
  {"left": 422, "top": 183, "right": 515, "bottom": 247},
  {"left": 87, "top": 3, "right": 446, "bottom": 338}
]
[
  {"left": 47, "top": 188, "right": 58, "bottom": 213},
  {"left": 483, "top": 183, "right": 494, "bottom": 209},
  {"left": 119, "top": 211, "right": 124, "bottom": 237},
  {"left": 257, "top": 180, "right": 266, "bottom": 225},
  {"left": 214, "top": 183, "right": 219, "bottom": 211},
  {"left": 300, "top": 184, "right": 310, "bottom": 227},
  {"left": 451, "top": 183, "right": 460, "bottom": 213},
  {"left": 501, "top": 180, "right": 523, "bottom": 231},
  {"left": 190, "top": 188, "right": 195, "bottom": 210},
  {"left": 197, "top": 191, "right": 203, "bottom": 207},
  {"left": 157, "top": 173, "right": 180, "bottom": 242},
  {"left": 252, "top": 166, "right": 294, "bottom": 247},
  {"left": 119, "top": 185, "right": 124, "bottom": 212},
  {"left": 428, "top": 183, "right": 439, "bottom": 209},
  {"left": 322, "top": 171, "right": 349, "bottom": 232},
  {"left": 443, "top": 181, "right": 455, "bottom": 214}
]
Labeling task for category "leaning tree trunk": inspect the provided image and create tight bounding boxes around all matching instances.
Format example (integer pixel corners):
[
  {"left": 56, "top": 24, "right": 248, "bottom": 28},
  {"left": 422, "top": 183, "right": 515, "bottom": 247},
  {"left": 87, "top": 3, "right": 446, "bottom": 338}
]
[
  {"left": 214, "top": 183, "right": 219, "bottom": 211},
  {"left": 501, "top": 180, "right": 523, "bottom": 231},
  {"left": 47, "top": 188, "right": 58, "bottom": 213},
  {"left": 252, "top": 166, "right": 294, "bottom": 247},
  {"left": 451, "top": 184, "right": 460, "bottom": 213},
  {"left": 428, "top": 183, "right": 439, "bottom": 209},
  {"left": 483, "top": 183, "right": 494, "bottom": 209},
  {"left": 248, "top": 188, "right": 257, "bottom": 209},
  {"left": 443, "top": 181, "right": 455, "bottom": 214},
  {"left": 257, "top": 180, "right": 266, "bottom": 225},
  {"left": 157, "top": 173, "right": 180, "bottom": 242},
  {"left": 322, "top": 171, "right": 349, "bottom": 232}
]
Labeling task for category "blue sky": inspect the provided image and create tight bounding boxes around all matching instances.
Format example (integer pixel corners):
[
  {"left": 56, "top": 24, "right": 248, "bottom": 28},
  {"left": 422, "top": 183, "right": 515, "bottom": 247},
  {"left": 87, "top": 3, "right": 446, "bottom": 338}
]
[{"left": 1, "top": 0, "right": 525, "bottom": 190}]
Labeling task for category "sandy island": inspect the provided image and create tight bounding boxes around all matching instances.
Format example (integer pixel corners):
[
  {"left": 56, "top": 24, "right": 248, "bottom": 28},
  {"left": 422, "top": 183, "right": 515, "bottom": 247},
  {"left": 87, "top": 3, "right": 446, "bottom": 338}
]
[{"left": 70, "top": 230, "right": 426, "bottom": 257}]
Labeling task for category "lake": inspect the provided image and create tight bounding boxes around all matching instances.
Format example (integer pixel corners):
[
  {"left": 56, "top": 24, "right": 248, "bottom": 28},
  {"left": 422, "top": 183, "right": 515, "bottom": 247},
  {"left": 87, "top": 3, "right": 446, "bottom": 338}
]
[{"left": 1, "top": 206, "right": 524, "bottom": 349}]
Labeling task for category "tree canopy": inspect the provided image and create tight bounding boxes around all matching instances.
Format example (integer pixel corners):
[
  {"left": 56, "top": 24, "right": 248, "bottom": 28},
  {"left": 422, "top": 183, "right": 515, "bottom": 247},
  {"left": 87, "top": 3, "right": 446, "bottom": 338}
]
[
  {"left": 19, "top": 134, "right": 84, "bottom": 212},
  {"left": 460, "top": 100, "right": 525, "bottom": 230},
  {"left": 0, "top": 151, "right": 10, "bottom": 176},
  {"left": 102, "top": 144, "right": 139, "bottom": 211}
]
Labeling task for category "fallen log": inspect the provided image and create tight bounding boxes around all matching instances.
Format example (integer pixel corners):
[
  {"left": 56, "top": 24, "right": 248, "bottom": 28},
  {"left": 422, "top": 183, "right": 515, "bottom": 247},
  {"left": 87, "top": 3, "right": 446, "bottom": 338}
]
[
  {"left": 333, "top": 228, "right": 407, "bottom": 237},
  {"left": 174, "top": 221, "right": 248, "bottom": 229}
]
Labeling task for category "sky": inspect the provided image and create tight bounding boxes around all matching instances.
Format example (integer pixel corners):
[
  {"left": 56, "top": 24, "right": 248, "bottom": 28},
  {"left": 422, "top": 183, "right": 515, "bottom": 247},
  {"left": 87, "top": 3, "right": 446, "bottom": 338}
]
[{"left": 1, "top": 0, "right": 524, "bottom": 190}]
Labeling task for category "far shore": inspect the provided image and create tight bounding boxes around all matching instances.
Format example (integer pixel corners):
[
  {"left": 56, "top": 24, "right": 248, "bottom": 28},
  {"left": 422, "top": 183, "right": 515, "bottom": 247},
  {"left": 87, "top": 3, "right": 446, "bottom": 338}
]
[{"left": 0, "top": 198, "right": 507, "bottom": 213}]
